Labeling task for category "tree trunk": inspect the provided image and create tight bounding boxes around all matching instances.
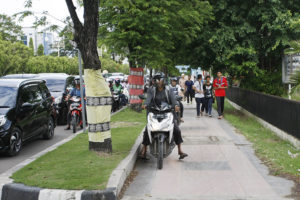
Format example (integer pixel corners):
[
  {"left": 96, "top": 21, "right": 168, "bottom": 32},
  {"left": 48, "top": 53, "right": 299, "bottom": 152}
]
[{"left": 66, "top": 0, "right": 112, "bottom": 153}]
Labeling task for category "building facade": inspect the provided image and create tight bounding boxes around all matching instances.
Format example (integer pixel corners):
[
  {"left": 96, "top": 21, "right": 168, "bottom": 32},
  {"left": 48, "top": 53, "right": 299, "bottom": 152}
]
[{"left": 21, "top": 27, "right": 54, "bottom": 55}]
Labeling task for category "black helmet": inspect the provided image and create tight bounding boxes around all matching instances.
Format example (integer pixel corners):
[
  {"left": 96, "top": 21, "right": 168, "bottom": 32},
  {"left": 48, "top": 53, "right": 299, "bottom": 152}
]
[
  {"left": 115, "top": 79, "right": 120, "bottom": 85},
  {"left": 153, "top": 72, "right": 165, "bottom": 80},
  {"left": 153, "top": 72, "right": 166, "bottom": 86}
]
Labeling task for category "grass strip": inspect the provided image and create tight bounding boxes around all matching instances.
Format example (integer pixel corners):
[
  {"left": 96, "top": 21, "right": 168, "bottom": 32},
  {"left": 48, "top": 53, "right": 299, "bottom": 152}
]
[
  {"left": 214, "top": 100, "right": 300, "bottom": 177},
  {"left": 11, "top": 108, "right": 146, "bottom": 190}
]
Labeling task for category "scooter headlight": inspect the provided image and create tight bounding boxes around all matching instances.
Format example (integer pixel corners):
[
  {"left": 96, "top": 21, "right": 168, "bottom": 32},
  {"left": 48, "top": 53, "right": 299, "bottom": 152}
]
[{"left": 0, "top": 115, "right": 7, "bottom": 127}]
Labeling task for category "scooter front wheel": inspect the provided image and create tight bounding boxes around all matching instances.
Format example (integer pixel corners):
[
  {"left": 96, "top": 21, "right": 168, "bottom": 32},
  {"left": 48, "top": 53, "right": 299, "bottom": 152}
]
[
  {"left": 71, "top": 115, "right": 77, "bottom": 133},
  {"left": 157, "top": 141, "right": 164, "bottom": 169}
]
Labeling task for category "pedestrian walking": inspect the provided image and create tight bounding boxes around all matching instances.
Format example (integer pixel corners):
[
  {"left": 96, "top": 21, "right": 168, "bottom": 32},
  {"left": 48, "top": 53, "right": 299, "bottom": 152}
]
[
  {"left": 193, "top": 74, "right": 205, "bottom": 117},
  {"left": 203, "top": 76, "right": 214, "bottom": 117},
  {"left": 179, "top": 74, "right": 186, "bottom": 101},
  {"left": 213, "top": 72, "right": 228, "bottom": 119},
  {"left": 185, "top": 75, "right": 194, "bottom": 104},
  {"left": 170, "top": 77, "right": 184, "bottom": 122}
]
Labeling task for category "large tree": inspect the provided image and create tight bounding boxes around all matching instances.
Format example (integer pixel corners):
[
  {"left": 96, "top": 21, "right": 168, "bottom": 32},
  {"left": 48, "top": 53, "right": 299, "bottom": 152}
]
[
  {"left": 0, "top": 38, "right": 31, "bottom": 75},
  {"left": 65, "top": 0, "right": 113, "bottom": 153},
  {"left": 98, "top": 0, "right": 213, "bottom": 71},
  {"left": 187, "top": 0, "right": 300, "bottom": 95},
  {"left": 20, "top": 0, "right": 113, "bottom": 153}
]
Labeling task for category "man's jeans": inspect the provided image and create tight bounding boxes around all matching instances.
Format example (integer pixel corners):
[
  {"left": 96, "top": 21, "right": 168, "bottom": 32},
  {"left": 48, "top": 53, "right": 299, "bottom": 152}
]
[
  {"left": 216, "top": 96, "right": 225, "bottom": 116},
  {"left": 196, "top": 97, "right": 205, "bottom": 116},
  {"left": 205, "top": 98, "right": 213, "bottom": 115}
]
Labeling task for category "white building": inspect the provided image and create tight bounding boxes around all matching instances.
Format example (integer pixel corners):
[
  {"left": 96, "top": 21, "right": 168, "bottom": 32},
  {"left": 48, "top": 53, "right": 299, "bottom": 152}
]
[{"left": 21, "top": 27, "right": 55, "bottom": 55}]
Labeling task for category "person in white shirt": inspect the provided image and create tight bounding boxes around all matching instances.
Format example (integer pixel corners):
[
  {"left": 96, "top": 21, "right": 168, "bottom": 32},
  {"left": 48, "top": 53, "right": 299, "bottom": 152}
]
[
  {"left": 179, "top": 74, "right": 186, "bottom": 101},
  {"left": 193, "top": 74, "right": 205, "bottom": 118},
  {"left": 170, "top": 77, "right": 184, "bottom": 122}
]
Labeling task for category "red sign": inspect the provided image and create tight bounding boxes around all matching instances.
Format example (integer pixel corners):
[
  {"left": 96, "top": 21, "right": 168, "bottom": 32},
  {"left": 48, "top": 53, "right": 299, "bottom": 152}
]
[{"left": 128, "top": 68, "right": 144, "bottom": 104}]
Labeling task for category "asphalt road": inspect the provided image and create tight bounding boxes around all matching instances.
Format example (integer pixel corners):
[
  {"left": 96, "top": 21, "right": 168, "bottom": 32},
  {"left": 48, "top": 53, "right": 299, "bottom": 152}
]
[{"left": 0, "top": 125, "right": 72, "bottom": 174}]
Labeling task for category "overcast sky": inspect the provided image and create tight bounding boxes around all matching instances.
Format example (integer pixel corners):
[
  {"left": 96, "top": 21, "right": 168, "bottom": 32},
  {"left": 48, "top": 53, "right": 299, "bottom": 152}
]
[{"left": 0, "top": 0, "right": 83, "bottom": 29}]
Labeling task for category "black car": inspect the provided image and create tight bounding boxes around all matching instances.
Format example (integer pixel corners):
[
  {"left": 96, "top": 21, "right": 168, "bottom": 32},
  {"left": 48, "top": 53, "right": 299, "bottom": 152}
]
[
  {"left": 36, "top": 73, "right": 75, "bottom": 125},
  {"left": 0, "top": 79, "right": 56, "bottom": 156}
]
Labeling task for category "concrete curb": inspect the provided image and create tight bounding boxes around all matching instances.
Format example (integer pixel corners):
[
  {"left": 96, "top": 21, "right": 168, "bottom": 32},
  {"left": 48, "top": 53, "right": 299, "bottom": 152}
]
[
  {"left": 227, "top": 99, "right": 300, "bottom": 149},
  {"left": 106, "top": 128, "right": 144, "bottom": 197},
  {"left": 1, "top": 106, "right": 139, "bottom": 200}
]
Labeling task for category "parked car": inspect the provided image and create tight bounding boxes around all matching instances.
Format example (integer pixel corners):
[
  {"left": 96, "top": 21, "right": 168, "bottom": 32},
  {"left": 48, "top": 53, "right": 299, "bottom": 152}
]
[
  {"left": 0, "top": 79, "right": 56, "bottom": 156},
  {"left": 36, "top": 73, "right": 75, "bottom": 125},
  {"left": 107, "top": 72, "right": 125, "bottom": 82},
  {"left": 1, "top": 74, "right": 39, "bottom": 79}
]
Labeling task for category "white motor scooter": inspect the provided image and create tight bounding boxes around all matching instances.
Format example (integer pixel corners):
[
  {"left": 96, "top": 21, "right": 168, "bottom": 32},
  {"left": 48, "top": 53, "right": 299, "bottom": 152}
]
[{"left": 146, "top": 102, "right": 176, "bottom": 169}]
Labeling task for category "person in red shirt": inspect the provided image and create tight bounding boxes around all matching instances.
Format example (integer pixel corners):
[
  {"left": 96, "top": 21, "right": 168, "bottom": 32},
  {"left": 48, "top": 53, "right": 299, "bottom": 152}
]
[{"left": 213, "top": 72, "right": 228, "bottom": 119}]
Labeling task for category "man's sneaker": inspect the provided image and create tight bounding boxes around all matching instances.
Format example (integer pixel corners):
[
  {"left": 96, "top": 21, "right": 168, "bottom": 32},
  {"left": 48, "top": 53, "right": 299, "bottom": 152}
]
[
  {"left": 209, "top": 115, "right": 212, "bottom": 117},
  {"left": 196, "top": 115, "right": 200, "bottom": 118}
]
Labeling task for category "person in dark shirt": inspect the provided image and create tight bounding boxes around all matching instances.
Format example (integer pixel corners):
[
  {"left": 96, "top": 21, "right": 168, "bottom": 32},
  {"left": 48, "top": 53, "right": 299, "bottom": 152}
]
[
  {"left": 185, "top": 75, "right": 194, "bottom": 104},
  {"left": 203, "top": 76, "right": 214, "bottom": 117},
  {"left": 141, "top": 73, "right": 188, "bottom": 160}
]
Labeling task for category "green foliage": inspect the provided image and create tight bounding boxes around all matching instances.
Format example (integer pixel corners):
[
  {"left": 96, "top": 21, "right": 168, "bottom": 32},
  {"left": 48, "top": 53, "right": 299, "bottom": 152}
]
[
  {"left": 101, "top": 52, "right": 129, "bottom": 74},
  {"left": 0, "top": 37, "right": 129, "bottom": 76},
  {"left": 217, "top": 101, "right": 300, "bottom": 177},
  {"left": 187, "top": 0, "right": 300, "bottom": 96},
  {"left": 0, "top": 39, "right": 31, "bottom": 76},
  {"left": 99, "top": 0, "right": 213, "bottom": 71},
  {"left": 290, "top": 70, "right": 300, "bottom": 99},
  {"left": 25, "top": 56, "right": 79, "bottom": 74},
  {"left": 58, "top": 16, "right": 75, "bottom": 52},
  {"left": 37, "top": 44, "right": 44, "bottom": 56},
  {"left": 0, "top": 14, "right": 23, "bottom": 42},
  {"left": 29, "top": 37, "right": 34, "bottom": 56}
]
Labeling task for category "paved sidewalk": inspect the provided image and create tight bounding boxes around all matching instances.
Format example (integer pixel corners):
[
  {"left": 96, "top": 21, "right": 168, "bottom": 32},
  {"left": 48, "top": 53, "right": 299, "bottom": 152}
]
[{"left": 122, "top": 102, "right": 294, "bottom": 200}]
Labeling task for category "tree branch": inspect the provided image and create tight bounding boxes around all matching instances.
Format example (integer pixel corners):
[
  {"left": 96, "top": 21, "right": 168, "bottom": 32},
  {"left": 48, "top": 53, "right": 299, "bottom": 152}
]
[{"left": 65, "top": 0, "right": 83, "bottom": 32}]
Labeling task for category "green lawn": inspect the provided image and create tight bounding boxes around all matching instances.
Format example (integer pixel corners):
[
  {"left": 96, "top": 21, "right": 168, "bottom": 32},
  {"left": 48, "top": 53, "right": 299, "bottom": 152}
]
[
  {"left": 215, "top": 100, "right": 300, "bottom": 177},
  {"left": 12, "top": 108, "right": 146, "bottom": 190}
]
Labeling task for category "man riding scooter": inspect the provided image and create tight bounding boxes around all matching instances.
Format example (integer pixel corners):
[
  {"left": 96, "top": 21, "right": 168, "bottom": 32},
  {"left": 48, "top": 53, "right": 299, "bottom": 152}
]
[
  {"left": 113, "top": 79, "right": 127, "bottom": 106},
  {"left": 65, "top": 78, "right": 86, "bottom": 130},
  {"left": 141, "top": 73, "right": 188, "bottom": 160},
  {"left": 170, "top": 77, "right": 184, "bottom": 123}
]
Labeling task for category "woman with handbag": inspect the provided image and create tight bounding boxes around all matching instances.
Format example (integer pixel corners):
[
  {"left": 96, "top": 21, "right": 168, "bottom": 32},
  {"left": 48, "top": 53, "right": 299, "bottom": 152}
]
[{"left": 203, "top": 76, "right": 214, "bottom": 117}]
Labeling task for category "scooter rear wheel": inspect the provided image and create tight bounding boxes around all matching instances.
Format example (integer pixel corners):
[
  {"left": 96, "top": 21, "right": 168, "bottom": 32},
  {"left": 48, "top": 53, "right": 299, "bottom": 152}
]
[{"left": 157, "top": 141, "right": 163, "bottom": 169}]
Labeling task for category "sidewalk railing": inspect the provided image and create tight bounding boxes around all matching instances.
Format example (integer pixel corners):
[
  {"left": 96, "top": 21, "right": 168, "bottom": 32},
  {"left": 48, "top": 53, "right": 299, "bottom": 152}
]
[{"left": 226, "top": 87, "right": 300, "bottom": 140}]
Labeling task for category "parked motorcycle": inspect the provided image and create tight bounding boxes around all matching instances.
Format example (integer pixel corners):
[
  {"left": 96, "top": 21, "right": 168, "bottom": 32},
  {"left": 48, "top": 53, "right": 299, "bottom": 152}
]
[{"left": 69, "top": 96, "right": 83, "bottom": 133}]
